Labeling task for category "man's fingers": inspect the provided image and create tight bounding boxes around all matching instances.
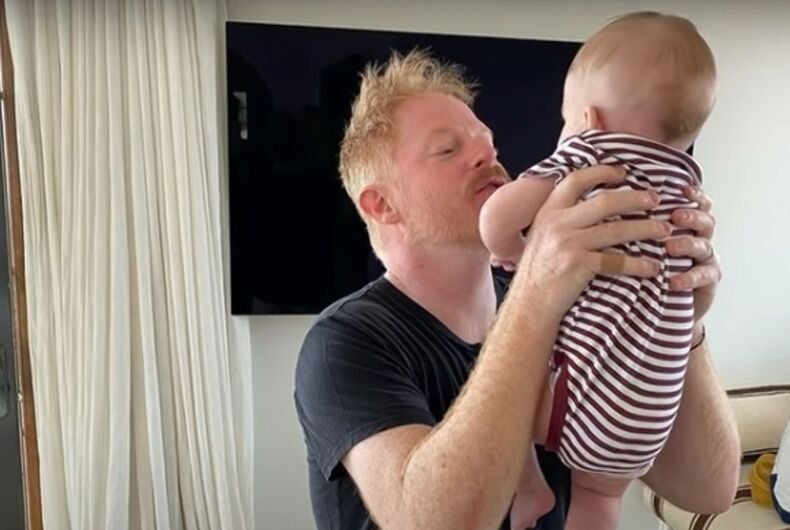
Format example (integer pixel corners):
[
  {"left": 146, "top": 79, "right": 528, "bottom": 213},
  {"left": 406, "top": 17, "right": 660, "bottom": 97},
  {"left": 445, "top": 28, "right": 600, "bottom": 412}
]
[
  {"left": 600, "top": 253, "right": 626, "bottom": 275},
  {"left": 683, "top": 186, "right": 713, "bottom": 212},
  {"left": 571, "top": 189, "right": 660, "bottom": 227},
  {"left": 587, "top": 251, "right": 661, "bottom": 278},
  {"left": 580, "top": 219, "right": 673, "bottom": 249},
  {"left": 669, "top": 261, "right": 722, "bottom": 291},
  {"left": 666, "top": 236, "right": 714, "bottom": 262},
  {"left": 544, "top": 165, "right": 627, "bottom": 210},
  {"left": 671, "top": 208, "right": 716, "bottom": 239}
]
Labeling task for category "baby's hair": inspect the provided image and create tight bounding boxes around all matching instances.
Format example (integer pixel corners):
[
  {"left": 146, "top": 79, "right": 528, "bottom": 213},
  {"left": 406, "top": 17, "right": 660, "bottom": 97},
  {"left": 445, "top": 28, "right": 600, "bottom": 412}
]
[{"left": 568, "top": 11, "right": 717, "bottom": 143}]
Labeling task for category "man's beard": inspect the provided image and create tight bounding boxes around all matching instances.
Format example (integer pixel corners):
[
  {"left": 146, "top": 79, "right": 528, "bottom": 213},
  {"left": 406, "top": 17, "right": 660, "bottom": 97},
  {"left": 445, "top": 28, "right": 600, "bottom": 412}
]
[{"left": 401, "top": 204, "right": 483, "bottom": 251}]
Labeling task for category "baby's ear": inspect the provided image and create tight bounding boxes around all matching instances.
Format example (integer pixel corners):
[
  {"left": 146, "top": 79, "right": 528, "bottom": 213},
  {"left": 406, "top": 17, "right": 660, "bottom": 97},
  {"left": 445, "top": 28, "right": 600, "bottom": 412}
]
[
  {"left": 358, "top": 185, "right": 400, "bottom": 225},
  {"left": 583, "top": 106, "right": 604, "bottom": 130}
]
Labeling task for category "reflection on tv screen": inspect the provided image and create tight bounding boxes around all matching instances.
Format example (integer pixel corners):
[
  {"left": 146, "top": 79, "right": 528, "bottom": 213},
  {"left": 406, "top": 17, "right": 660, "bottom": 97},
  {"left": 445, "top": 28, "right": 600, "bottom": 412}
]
[{"left": 227, "top": 22, "right": 580, "bottom": 314}]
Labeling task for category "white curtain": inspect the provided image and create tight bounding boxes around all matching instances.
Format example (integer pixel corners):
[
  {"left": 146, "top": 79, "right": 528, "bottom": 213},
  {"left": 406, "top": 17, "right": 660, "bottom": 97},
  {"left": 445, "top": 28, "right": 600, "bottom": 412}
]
[{"left": 5, "top": 1, "right": 253, "bottom": 529}]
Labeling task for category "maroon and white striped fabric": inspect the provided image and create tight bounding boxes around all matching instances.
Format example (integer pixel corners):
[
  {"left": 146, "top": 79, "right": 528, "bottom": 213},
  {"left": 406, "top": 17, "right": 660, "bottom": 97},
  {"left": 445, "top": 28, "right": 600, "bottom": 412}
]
[{"left": 523, "top": 129, "right": 702, "bottom": 477}]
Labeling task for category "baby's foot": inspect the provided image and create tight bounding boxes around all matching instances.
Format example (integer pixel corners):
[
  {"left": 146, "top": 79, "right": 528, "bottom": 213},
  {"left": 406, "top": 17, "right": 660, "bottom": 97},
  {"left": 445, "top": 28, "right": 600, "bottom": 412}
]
[{"left": 510, "top": 482, "right": 555, "bottom": 530}]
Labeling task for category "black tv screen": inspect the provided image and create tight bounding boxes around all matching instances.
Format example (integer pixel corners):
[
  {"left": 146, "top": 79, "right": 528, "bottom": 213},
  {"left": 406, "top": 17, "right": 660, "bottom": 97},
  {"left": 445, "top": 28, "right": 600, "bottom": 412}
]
[{"left": 227, "top": 22, "right": 580, "bottom": 314}]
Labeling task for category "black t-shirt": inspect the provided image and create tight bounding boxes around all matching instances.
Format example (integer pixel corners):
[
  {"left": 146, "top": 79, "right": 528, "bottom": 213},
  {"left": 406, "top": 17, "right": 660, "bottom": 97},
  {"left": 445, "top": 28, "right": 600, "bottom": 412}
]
[{"left": 294, "top": 274, "right": 570, "bottom": 529}]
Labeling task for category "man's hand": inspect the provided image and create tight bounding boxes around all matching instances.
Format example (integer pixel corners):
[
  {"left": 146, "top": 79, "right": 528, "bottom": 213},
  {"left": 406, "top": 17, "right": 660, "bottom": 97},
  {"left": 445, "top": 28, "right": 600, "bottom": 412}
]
[
  {"left": 667, "top": 186, "right": 723, "bottom": 328},
  {"left": 645, "top": 186, "right": 740, "bottom": 514},
  {"left": 514, "top": 165, "right": 673, "bottom": 324}
]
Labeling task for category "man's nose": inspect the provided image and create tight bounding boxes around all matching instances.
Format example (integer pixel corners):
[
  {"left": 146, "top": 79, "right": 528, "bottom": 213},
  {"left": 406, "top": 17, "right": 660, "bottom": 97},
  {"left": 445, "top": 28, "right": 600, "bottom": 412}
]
[{"left": 471, "top": 138, "right": 496, "bottom": 169}]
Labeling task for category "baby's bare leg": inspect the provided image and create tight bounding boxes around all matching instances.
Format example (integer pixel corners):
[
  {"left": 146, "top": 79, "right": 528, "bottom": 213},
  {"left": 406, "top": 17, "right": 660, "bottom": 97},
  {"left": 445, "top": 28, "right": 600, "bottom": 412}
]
[
  {"left": 509, "top": 380, "right": 556, "bottom": 530},
  {"left": 565, "top": 470, "right": 631, "bottom": 530},
  {"left": 509, "top": 446, "right": 556, "bottom": 530}
]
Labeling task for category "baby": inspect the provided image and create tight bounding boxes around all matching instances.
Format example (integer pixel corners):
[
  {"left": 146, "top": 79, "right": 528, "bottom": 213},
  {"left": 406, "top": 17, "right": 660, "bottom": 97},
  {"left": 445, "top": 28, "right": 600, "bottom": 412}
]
[{"left": 479, "top": 12, "right": 718, "bottom": 530}]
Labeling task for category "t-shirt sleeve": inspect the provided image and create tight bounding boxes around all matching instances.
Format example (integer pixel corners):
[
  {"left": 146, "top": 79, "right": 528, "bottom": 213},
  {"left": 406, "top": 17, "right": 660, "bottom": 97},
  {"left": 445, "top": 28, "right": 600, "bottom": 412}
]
[
  {"left": 294, "top": 318, "right": 437, "bottom": 481},
  {"left": 521, "top": 132, "right": 601, "bottom": 181}
]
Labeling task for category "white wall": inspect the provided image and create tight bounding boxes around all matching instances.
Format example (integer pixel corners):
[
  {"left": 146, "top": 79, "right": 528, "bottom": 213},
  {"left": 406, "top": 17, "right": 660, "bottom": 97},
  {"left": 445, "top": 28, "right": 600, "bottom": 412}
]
[
  {"left": 249, "top": 316, "right": 314, "bottom": 530},
  {"left": 230, "top": 1, "right": 790, "bottom": 528}
]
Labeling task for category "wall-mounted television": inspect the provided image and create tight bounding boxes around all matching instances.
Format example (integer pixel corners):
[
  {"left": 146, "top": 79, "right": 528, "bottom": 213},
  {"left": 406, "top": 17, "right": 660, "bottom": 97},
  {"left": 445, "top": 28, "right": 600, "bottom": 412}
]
[{"left": 226, "top": 22, "right": 580, "bottom": 315}]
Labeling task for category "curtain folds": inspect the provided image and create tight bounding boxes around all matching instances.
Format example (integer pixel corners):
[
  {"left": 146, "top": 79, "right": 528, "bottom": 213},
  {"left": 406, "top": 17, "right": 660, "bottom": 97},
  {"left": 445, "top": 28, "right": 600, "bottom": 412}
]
[{"left": 5, "top": 1, "right": 253, "bottom": 528}]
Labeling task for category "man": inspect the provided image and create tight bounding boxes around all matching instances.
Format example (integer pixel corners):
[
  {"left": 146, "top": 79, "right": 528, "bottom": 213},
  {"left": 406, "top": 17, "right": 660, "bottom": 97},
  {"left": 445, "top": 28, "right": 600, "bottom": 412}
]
[{"left": 294, "top": 49, "right": 739, "bottom": 530}]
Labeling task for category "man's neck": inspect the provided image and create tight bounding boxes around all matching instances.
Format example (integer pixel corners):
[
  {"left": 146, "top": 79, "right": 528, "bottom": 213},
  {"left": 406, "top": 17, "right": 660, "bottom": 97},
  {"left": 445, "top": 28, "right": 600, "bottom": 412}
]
[{"left": 384, "top": 245, "right": 497, "bottom": 344}]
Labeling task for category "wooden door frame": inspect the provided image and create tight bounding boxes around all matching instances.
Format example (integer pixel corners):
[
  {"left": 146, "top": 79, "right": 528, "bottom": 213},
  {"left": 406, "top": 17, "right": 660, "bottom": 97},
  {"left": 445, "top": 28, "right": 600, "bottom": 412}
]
[{"left": 0, "top": 2, "right": 43, "bottom": 530}]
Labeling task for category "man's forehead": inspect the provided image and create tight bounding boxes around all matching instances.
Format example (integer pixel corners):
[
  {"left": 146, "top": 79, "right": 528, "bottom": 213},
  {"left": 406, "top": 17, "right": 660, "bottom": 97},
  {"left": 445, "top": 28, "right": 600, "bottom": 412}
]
[{"left": 395, "top": 93, "right": 491, "bottom": 137}]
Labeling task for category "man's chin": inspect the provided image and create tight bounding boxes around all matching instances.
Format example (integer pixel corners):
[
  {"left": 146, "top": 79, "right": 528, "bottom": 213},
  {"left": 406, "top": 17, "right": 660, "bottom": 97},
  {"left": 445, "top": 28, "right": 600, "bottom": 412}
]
[{"left": 402, "top": 215, "right": 483, "bottom": 249}]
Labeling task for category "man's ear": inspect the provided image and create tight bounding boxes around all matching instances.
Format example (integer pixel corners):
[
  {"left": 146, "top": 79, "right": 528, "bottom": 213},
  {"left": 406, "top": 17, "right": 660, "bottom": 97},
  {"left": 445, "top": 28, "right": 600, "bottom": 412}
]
[
  {"left": 358, "top": 185, "right": 400, "bottom": 225},
  {"left": 583, "top": 106, "right": 605, "bottom": 131}
]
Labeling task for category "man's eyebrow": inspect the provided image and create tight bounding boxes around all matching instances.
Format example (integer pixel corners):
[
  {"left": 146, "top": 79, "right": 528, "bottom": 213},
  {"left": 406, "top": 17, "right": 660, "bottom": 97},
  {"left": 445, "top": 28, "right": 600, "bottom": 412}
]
[
  {"left": 425, "top": 126, "right": 493, "bottom": 142},
  {"left": 426, "top": 128, "right": 453, "bottom": 140}
]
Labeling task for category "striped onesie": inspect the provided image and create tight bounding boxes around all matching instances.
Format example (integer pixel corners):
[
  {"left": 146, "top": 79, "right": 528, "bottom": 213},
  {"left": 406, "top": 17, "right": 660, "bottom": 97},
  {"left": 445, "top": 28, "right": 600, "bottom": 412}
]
[{"left": 523, "top": 129, "right": 701, "bottom": 477}]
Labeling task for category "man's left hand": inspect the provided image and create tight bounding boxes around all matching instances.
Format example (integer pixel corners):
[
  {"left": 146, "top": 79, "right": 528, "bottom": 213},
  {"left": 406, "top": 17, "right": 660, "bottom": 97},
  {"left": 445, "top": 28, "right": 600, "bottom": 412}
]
[{"left": 666, "top": 186, "right": 722, "bottom": 331}]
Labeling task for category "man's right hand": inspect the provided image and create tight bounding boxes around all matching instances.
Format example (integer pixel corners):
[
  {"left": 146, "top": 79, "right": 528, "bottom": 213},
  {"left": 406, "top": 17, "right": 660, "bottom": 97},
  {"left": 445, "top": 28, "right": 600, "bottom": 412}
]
[{"left": 513, "top": 164, "right": 674, "bottom": 324}]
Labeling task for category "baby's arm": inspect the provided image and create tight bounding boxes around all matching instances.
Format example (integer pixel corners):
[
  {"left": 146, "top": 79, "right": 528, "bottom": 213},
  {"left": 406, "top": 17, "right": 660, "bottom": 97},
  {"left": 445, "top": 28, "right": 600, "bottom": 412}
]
[{"left": 479, "top": 177, "right": 556, "bottom": 269}]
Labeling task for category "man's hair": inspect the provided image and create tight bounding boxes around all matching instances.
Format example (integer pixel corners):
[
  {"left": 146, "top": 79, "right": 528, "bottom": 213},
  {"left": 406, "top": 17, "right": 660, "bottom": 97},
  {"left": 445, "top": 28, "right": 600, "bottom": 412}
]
[
  {"left": 568, "top": 11, "right": 717, "bottom": 143},
  {"left": 338, "top": 48, "right": 476, "bottom": 254}
]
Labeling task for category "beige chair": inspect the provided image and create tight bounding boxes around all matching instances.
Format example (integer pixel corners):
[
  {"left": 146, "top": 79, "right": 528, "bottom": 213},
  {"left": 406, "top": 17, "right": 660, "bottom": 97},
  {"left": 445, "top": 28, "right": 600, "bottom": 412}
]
[{"left": 643, "top": 385, "right": 790, "bottom": 530}]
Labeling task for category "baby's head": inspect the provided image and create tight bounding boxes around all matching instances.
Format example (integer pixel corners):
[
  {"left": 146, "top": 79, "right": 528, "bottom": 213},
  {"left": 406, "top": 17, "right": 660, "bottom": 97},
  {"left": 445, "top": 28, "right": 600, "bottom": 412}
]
[{"left": 560, "top": 12, "right": 717, "bottom": 150}]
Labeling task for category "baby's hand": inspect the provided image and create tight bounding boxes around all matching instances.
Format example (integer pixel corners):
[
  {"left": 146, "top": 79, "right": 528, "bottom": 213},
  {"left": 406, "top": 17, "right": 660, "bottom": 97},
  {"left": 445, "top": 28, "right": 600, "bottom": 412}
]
[{"left": 490, "top": 256, "right": 518, "bottom": 272}]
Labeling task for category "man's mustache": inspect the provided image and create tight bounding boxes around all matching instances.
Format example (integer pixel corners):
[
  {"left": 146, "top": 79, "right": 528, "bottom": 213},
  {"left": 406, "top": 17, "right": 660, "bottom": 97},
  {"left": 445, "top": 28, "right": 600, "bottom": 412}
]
[{"left": 476, "top": 164, "right": 512, "bottom": 184}]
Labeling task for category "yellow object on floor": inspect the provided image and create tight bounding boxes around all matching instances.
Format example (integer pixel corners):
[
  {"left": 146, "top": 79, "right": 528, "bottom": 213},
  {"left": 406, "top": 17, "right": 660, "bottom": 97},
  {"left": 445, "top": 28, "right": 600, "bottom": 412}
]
[{"left": 750, "top": 453, "right": 777, "bottom": 507}]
